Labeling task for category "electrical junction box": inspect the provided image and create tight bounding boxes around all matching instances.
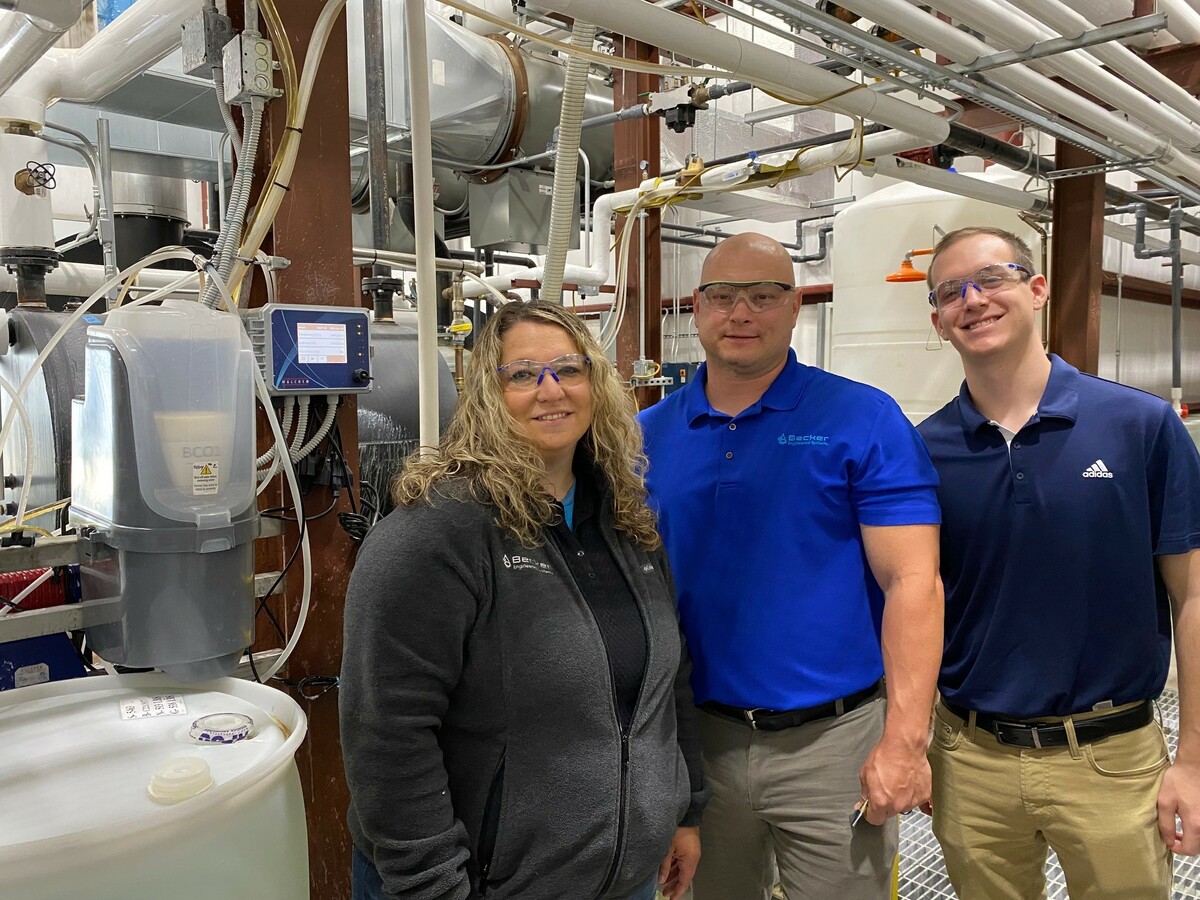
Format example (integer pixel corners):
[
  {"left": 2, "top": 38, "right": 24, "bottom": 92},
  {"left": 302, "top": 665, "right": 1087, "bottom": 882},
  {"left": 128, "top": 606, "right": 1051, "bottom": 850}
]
[
  {"left": 241, "top": 304, "right": 372, "bottom": 395},
  {"left": 468, "top": 169, "right": 578, "bottom": 253}
]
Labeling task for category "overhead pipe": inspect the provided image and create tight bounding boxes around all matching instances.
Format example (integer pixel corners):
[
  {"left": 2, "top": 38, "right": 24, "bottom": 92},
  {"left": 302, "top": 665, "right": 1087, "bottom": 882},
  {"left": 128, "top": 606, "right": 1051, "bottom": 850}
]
[
  {"left": 1129, "top": 205, "right": 1185, "bottom": 413},
  {"left": 1104, "top": 220, "right": 1200, "bottom": 268},
  {"left": 661, "top": 221, "right": 814, "bottom": 252},
  {"left": 1160, "top": 0, "right": 1200, "bottom": 45},
  {"left": 1001, "top": 0, "right": 1200, "bottom": 130},
  {"left": 794, "top": 222, "right": 834, "bottom": 264},
  {"left": 942, "top": 123, "right": 1200, "bottom": 236},
  {"left": 922, "top": 0, "right": 1200, "bottom": 151},
  {"left": 833, "top": 0, "right": 1200, "bottom": 189},
  {"left": 532, "top": 0, "right": 950, "bottom": 147},
  {"left": 868, "top": 154, "right": 1050, "bottom": 214},
  {"left": 0, "top": 0, "right": 87, "bottom": 99},
  {"left": 460, "top": 127, "right": 935, "bottom": 299},
  {"left": 663, "top": 123, "right": 889, "bottom": 179},
  {"left": 2, "top": 0, "right": 204, "bottom": 126}
]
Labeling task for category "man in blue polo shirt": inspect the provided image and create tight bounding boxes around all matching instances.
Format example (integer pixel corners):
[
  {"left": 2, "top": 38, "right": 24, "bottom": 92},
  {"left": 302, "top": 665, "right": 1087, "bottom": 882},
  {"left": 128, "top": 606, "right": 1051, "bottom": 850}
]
[
  {"left": 639, "top": 232, "right": 943, "bottom": 899},
  {"left": 919, "top": 226, "right": 1200, "bottom": 898}
]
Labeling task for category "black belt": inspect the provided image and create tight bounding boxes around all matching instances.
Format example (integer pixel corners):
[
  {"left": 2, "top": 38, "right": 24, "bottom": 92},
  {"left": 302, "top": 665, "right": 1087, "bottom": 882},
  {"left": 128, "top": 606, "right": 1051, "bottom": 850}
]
[
  {"left": 701, "top": 680, "right": 883, "bottom": 732},
  {"left": 943, "top": 700, "right": 1154, "bottom": 749}
]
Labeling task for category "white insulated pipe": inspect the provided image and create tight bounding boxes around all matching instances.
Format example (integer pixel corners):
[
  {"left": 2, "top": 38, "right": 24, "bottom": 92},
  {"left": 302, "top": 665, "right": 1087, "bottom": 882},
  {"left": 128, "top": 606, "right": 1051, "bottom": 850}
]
[
  {"left": 925, "top": 0, "right": 1200, "bottom": 151},
  {"left": 0, "top": 261, "right": 196, "bottom": 298},
  {"left": 404, "top": 0, "right": 442, "bottom": 454},
  {"left": 836, "top": 0, "right": 1200, "bottom": 188},
  {"left": 1105, "top": 220, "right": 1200, "bottom": 268},
  {"left": 1003, "top": 0, "right": 1200, "bottom": 131},
  {"left": 0, "top": 1, "right": 85, "bottom": 99},
  {"left": 461, "top": 128, "right": 933, "bottom": 299},
  {"left": 534, "top": 0, "right": 950, "bottom": 147},
  {"left": 1, "top": 0, "right": 203, "bottom": 126},
  {"left": 869, "top": 155, "right": 1050, "bottom": 213},
  {"left": 1160, "top": 0, "right": 1200, "bottom": 45}
]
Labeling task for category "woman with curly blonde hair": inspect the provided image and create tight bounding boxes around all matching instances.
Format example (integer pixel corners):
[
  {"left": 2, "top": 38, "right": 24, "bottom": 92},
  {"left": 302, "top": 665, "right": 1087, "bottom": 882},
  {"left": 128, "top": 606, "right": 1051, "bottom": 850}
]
[{"left": 341, "top": 301, "right": 707, "bottom": 900}]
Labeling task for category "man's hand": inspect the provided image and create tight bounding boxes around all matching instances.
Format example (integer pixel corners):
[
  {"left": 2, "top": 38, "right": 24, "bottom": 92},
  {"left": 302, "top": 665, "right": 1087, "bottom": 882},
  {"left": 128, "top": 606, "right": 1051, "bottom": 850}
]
[
  {"left": 1159, "top": 759, "right": 1200, "bottom": 855},
  {"left": 658, "top": 826, "right": 701, "bottom": 899},
  {"left": 859, "top": 736, "right": 932, "bottom": 825}
]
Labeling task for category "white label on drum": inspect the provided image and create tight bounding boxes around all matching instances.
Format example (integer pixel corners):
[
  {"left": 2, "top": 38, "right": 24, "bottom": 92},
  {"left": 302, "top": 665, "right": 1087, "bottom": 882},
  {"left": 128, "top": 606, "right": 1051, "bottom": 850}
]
[
  {"left": 14, "top": 663, "right": 49, "bottom": 687},
  {"left": 120, "top": 694, "right": 188, "bottom": 720}
]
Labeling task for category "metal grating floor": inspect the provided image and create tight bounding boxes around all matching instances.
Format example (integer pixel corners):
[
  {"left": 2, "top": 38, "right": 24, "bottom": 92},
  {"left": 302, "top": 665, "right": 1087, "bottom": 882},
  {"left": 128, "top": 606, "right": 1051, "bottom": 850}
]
[{"left": 899, "top": 689, "right": 1200, "bottom": 899}]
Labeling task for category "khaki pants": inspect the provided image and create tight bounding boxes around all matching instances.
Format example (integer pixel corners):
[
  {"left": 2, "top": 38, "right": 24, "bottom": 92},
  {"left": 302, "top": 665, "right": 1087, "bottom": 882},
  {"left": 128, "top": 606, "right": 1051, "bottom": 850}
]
[
  {"left": 690, "top": 697, "right": 896, "bottom": 900},
  {"left": 929, "top": 701, "right": 1172, "bottom": 899}
]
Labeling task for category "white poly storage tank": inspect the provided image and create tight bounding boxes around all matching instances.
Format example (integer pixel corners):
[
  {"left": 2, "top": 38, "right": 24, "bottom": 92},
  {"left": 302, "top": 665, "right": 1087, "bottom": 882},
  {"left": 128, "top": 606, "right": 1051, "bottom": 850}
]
[
  {"left": 829, "top": 168, "right": 1040, "bottom": 422},
  {"left": 0, "top": 674, "right": 309, "bottom": 900}
]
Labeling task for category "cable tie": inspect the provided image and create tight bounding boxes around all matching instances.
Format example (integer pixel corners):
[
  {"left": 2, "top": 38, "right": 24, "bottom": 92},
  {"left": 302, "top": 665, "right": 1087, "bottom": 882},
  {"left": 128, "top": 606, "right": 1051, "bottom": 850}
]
[{"left": 284, "top": 126, "right": 303, "bottom": 135}]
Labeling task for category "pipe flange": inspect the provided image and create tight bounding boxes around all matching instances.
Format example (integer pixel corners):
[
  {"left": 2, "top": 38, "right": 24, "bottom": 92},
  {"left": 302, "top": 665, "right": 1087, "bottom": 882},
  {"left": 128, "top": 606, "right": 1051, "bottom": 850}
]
[
  {"left": 0, "top": 246, "right": 60, "bottom": 274},
  {"left": 462, "top": 36, "right": 530, "bottom": 185}
]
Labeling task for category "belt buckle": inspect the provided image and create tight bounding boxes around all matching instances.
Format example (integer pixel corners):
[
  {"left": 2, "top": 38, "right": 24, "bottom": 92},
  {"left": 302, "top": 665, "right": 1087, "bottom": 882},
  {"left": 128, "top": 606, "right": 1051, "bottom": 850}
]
[
  {"left": 744, "top": 708, "right": 763, "bottom": 730},
  {"left": 994, "top": 722, "right": 1043, "bottom": 749},
  {"left": 993, "top": 724, "right": 1041, "bottom": 748}
]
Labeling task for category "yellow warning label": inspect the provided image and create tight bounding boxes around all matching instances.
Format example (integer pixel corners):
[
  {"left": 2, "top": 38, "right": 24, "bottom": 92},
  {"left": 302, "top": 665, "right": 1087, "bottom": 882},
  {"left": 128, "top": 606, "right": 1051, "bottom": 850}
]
[{"left": 193, "top": 460, "right": 219, "bottom": 496}]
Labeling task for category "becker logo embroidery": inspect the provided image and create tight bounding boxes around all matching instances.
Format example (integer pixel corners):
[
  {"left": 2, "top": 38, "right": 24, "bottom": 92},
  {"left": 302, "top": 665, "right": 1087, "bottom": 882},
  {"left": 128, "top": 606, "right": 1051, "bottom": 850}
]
[
  {"left": 778, "top": 433, "right": 830, "bottom": 446},
  {"left": 1082, "top": 459, "right": 1114, "bottom": 479},
  {"left": 502, "top": 553, "right": 554, "bottom": 574}
]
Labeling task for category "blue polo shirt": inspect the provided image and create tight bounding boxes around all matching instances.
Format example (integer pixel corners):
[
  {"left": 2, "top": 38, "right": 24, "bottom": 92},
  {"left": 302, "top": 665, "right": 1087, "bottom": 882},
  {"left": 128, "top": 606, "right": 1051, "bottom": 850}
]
[
  {"left": 918, "top": 354, "right": 1200, "bottom": 718},
  {"left": 639, "top": 351, "right": 941, "bottom": 709}
]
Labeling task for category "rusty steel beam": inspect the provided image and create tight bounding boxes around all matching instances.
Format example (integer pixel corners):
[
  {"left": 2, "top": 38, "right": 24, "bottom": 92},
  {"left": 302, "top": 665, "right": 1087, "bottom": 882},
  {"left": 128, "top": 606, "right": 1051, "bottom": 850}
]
[
  {"left": 235, "top": 1, "right": 358, "bottom": 896},
  {"left": 1049, "top": 143, "right": 1105, "bottom": 373},
  {"left": 613, "top": 36, "right": 663, "bottom": 409}
]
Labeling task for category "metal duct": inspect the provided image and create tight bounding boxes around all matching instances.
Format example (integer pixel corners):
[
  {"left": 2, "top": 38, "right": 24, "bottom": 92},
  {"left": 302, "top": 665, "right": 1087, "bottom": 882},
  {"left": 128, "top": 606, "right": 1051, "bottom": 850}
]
[{"left": 347, "top": 1, "right": 615, "bottom": 189}]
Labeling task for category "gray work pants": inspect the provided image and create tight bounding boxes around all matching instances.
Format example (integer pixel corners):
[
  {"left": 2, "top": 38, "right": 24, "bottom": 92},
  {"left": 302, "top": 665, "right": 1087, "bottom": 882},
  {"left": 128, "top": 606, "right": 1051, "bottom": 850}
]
[{"left": 690, "top": 697, "right": 896, "bottom": 900}]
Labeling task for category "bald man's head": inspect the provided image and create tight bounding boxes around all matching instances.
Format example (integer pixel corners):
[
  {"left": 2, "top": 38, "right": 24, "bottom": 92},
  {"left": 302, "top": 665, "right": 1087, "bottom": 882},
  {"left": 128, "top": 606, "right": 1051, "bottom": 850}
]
[{"left": 700, "top": 232, "right": 796, "bottom": 287}]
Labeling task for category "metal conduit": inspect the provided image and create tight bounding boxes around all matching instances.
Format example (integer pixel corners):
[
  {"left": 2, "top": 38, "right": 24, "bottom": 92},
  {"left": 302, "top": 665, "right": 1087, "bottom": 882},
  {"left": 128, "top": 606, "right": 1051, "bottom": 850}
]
[{"left": 942, "top": 124, "right": 1200, "bottom": 237}]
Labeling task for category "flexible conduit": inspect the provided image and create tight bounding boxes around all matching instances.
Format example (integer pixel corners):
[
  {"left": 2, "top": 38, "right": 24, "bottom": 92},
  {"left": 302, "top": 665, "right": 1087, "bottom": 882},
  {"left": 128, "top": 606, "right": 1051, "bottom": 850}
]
[{"left": 540, "top": 18, "right": 597, "bottom": 305}]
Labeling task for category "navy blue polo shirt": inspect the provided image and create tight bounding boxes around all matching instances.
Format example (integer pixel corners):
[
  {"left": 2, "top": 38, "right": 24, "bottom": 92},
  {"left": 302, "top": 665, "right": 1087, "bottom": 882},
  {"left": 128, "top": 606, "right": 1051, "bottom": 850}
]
[
  {"left": 919, "top": 354, "right": 1200, "bottom": 718},
  {"left": 639, "top": 350, "right": 941, "bottom": 710}
]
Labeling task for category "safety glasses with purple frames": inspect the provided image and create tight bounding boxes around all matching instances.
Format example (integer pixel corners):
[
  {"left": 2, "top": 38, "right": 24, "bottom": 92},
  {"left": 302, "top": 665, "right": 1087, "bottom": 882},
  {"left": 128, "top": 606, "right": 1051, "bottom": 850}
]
[
  {"left": 497, "top": 354, "right": 592, "bottom": 391},
  {"left": 929, "top": 263, "right": 1032, "bottom": 309}
]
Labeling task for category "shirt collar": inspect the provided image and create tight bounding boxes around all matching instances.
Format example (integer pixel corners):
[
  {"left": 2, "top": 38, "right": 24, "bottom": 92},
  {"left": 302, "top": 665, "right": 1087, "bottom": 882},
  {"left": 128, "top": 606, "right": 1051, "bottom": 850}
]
[
  {"left": 686, "top": 349, "right": 808, "bottom": 424},
  {"left": 956, "top": 353, "right": 1080, "bottom": 434}
]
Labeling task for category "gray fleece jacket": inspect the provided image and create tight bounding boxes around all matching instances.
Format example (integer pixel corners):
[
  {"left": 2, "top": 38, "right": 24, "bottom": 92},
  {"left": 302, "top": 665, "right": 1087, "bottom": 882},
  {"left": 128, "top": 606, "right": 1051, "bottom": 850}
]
[{"left": 340, "top": 481, "right": 706, "bottom": 900}]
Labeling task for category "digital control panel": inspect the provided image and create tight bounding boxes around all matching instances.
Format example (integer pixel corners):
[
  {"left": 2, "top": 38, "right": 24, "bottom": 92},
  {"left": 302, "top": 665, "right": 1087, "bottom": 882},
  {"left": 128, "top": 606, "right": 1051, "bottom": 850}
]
[{"left": 242, "top": 304, "right": 372, "bottom": 395}]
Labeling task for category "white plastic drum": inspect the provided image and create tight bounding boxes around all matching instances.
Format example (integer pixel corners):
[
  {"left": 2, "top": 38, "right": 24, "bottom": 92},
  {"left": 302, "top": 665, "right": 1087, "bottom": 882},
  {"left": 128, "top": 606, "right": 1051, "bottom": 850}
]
[
  {"left": 830, "top": 167, "right": 1039, "bottom": 422},
  {"left": 0, "top": 674, "right": 309, "bottom": 900}
]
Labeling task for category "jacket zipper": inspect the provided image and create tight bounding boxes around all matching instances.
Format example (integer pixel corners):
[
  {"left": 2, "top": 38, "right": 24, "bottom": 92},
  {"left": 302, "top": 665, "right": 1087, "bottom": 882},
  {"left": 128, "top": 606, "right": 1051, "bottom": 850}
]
[
  {"left": 477, "top": 751, "right": 507, "bottom": 896},
  {"left": 547, "top": 528, "right": 652, "bottom": 898},
  {"left": 596, "top": 726, "right": 630, "bottom": 896}
]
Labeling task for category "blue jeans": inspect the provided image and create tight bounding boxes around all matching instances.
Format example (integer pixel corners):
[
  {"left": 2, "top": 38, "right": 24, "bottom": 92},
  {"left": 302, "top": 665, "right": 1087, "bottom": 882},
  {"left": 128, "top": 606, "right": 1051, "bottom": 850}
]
[
  {"left": 352, "top": 848, "right": 660, "bottom": 900},
  {"left": 351, "top": 847, "right": 384, "bottom": 900}
]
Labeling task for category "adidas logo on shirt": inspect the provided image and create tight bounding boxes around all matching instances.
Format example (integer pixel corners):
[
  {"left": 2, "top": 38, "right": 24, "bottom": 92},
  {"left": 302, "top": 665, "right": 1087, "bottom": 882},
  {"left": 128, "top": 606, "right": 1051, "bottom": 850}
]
[{"left": 1082, "top": 459, "right": 1114, "bottom": 479}]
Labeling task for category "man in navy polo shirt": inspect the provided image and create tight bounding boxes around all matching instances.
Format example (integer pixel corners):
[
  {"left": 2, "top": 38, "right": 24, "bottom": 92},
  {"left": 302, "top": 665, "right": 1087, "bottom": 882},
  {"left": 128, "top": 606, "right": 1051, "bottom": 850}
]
[
  {"left": 639, "top": 232, "right": 943, "bottom": 899},
  {"left": 919, "top": 226, "right": 1200, "bottom": 898}
]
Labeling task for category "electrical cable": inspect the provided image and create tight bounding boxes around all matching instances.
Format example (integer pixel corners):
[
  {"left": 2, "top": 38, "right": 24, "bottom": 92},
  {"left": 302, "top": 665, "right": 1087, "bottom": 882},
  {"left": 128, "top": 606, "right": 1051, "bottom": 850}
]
[
  {"left": 203, "top": 263, "right": 312, "bottom": 683},
  {"left": 230, "top": 0, "right": 345, "bottom": 305}
]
